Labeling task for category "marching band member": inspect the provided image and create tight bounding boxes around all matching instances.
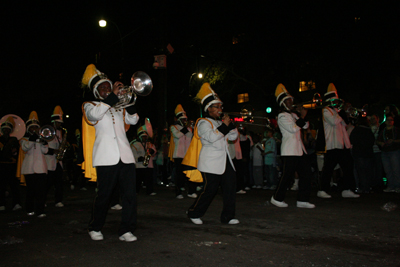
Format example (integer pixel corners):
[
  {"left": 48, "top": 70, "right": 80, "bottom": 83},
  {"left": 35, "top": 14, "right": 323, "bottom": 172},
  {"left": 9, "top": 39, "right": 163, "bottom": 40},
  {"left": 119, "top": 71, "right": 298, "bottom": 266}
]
[
  {"left": 187, "top": 83, "right": 239, "bottom": 225},
  {"left": 0, "top": 116, "right": 22, "bottom": 211},
  {"left": 20, "top": 111, "right": 48, "bottom": 217},
  {"left": 82, "top": 64, "right": 139, "bottom": 242},
  {"left": 131, "top": 124, "right": 157, "bottom": 195},
  {"left": 271, "top": 84, "right": 315, "bottom": 208},
  {"left": 169, "top": 104, "right": 196, "bottom": 199},
  {"left": 45, "top": 105, "right": 65, "bottom": 208},
  {"left": 317, "top": 84, "right": 359, "bottom": 199}
]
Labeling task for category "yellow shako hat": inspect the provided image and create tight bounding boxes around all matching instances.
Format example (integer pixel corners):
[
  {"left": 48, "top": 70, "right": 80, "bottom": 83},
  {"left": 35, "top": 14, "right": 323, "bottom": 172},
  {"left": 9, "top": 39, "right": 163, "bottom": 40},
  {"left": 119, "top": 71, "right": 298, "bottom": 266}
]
[
  {"left": 51, "top": 105, "right": 64, "bottom": 123},
  {"left": 324, "top": 83, "right": 340, "bottom": 101},
  {"left": 26, "top": 111, "right": 40, "bottom": 131},
  {"left": 174, "top": 104, "right": 187, "bottom": 120},
  {"left": 81, "top": 64, "right": 113, "bottom": 100},
  {"left": 137, "top": 125, "right": 148, "bottom": 138},
  {"left": 194, "top": 83, "right": 222, "bottom": 112},
  {"left": 275, "top": 83, "right": 293, "bottom": 107},
  {"left": 1, "top": 116, "right": 15, "bottom": 134}
]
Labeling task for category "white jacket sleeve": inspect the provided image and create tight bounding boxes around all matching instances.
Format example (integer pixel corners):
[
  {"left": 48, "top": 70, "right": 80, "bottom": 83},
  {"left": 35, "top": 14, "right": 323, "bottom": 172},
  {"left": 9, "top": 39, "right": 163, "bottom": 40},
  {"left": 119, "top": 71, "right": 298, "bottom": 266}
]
[{"left": 197, "top": 120, "right": 225, "bottom": 143}]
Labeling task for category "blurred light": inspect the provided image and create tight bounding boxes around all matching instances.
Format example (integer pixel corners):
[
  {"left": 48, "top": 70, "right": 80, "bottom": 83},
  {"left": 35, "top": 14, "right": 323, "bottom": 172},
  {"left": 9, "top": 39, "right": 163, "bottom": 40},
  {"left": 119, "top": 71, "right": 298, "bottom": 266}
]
[
  {"left": 266, "top": 107, "right": 272, "bottom": 113},
  {"left": 198, "top": 73, "right": 203, "bottom": 79},
  {"left": 99, "top": 20, "right": 107, "bottom": 27},
  {"left": 66, "top": 115, "right": 70, "bottom": 118}
]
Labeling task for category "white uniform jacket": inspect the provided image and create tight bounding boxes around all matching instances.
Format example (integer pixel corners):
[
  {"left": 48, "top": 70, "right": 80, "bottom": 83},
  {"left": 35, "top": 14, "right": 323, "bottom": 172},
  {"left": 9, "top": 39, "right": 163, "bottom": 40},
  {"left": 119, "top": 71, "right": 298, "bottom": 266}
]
[
  {"left": 323, "top": 107, "right": 351, "bottom": 150},
  {"left": 130, "top": 140, "right": 157, "bottom": 169},
  {"left": 84, "top": 101, "right": 139, "bottom": 167},
  {"left": 278, "top": 111, "right": 309, "bottom": 156},
  {"left": 171, "top": 124, "right": 193, "bottom": 159},
  {"left": 197, "top": 118, "right": 238, "bottom": 175},
  {"left": 45, "top": 129, "right": 62, "bottom": 171},
  {"left": 20, "top": 137, "right": 48, "bottom": 175}
]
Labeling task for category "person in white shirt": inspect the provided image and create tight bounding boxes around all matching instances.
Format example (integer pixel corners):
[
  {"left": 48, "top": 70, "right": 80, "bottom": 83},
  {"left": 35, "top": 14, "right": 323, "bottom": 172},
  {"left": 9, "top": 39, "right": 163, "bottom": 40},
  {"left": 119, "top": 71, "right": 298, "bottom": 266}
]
[
  {"left": 251, "top": 134, "right": 264, "bottom": 188},
  {"left": 131, "top": 125, "right": 157, "bottom": 195},
  {"left": 317, "top": 84, "right": 359, "bottom": 199},
  {"left": 82, "top": 64, "right": 139, "bottom": 242},
  {"left": 44, "top": 106, "right": 65, "bottom": 208},
  {"left": 271, "top": 84, "right": 315, "bottom": 209},
  {"left": 20, "top": 111, "right": 48, "bottom": 218},
  {"left": 187, "top": 83, "right": 240, "bottom": 225},
  {"left": 169, "top": 104, "right": 196, "bottom": 199}
]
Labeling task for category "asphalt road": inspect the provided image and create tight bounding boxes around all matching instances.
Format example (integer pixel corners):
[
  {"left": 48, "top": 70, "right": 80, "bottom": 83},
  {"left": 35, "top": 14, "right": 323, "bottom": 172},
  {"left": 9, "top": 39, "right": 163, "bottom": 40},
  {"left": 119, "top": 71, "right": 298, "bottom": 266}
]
[{"left": 1, "top": 183, "right": 399, "bottom": 267}]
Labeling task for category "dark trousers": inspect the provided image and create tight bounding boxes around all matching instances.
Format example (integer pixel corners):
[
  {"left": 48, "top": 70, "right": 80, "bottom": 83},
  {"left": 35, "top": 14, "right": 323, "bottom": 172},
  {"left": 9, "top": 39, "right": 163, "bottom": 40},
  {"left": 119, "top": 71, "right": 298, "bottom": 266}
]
[
  {"left": 0, "top": 163, "right": 21, "bottom": 207},
  {"left": 273, "top": 155, "right": 312, "bottom": 202},
  {"left": 25, "top": 173, "right": 47, "bottom": 215},
  {"left": 88, "top": 161, "right": 137, "bottom": 236},
  {"left": 174, "top": 158, "right": 196, "bottom": 196},
  {"left": 45, "top": 162, "right": 63, "bottom": 203},
  {"left": 320, "top": 149, "right": 356, "bottom": 192},
  {"left": 136, "top": 168, "right": 154, "bottom": 194},
  {"left": 187, "top": 158, "right": 236, "bottom": 223},
  {"left": 233, "top": 159, "right": 245, "bottom": 191},
  {"left": 353, "top": 156, "right": 374, "bottom": 192},
  {"left": 372, "top": 152, "right": 384, "bottom": 189}
]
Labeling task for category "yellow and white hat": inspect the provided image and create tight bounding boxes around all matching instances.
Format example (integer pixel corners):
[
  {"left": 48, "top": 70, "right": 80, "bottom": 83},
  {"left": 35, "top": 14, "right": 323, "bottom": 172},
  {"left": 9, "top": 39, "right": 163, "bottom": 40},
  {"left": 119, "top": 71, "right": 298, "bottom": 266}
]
[
  {"left": 275, "top": 83, "right": 293, "bottom": 107},
  {"left": 137, "top": 125, "right": 148, "bottom": 139},
  {"left": 51, "top": 105, "right": 63, "bottom": 123},
  {"left": 81, "top": 64, "right": 113, "bottom": 100},
  {"left": 195, "top": 83, "right": 222, "bottom": 112},
  {"left": 26, "top": 111, "right": 40, "bottom": 131},
  {"left": 324, "top": 83, "right": 339, "bottom": 101},
  {"left": 175, "top": 104, "right": 187, "bottom": 120},
  {"left": 1, "top": 116, "right": 15, "bottom": 134}
]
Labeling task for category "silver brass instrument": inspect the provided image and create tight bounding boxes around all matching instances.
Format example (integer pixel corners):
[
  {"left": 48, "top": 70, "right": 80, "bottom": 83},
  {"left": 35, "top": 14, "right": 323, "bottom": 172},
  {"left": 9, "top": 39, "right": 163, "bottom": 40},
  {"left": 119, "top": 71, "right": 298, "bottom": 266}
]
[
  {"left": 293, "top": 93, "right": 324, "bottom": 109},
  {"left": 114, "top": 71, "right": 153, "bottom": 109},
  {"left": 224, "top": 109, "right": 271, "bottom": 128},
  {"left": 56, "top": 128, "right": 69, "bottom": 161},
  {"left": 0, "top": 114, "right": 26, "bottom": 140},
  {"left": 38, "top": 125, "right": 56, "bottom": 142},
  {"left": 346, "top": 104, "right": 368, "bottom": 119},
  {"left": 142, "top": 118, "right": 154, "bottom": 167}
]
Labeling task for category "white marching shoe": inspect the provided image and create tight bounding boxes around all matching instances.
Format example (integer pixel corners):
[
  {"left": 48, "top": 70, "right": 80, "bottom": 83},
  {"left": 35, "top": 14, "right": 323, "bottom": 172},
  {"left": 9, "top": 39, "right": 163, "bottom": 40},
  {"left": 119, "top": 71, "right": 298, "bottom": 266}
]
[
  {"left": 89, "top": 231, "right": 104, "bottom": 241},
  {"left": 119, "top": 232, "right": 137, "bottom": 242},
  {"left": 270, "top": 196, "right": 288, "bottom": 208},
  {"left": 297, "top": 201, "right": 316, "bottom": 208},
  {"left": 342, "top": 190, "right": 360, "bottom": 198},
  {"left": 190, "top": 218, "right": 203, "bottom": 225},
  {"left": 317, "top": 191, "right": 332, "bottom": 198}
]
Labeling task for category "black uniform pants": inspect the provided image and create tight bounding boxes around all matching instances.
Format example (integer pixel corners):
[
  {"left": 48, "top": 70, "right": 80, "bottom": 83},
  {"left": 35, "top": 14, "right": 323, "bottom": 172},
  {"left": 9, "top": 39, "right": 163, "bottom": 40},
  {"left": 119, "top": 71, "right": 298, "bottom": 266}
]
[
  {"left": 174, "top": 158, "right": 196, "bottom": 196},
  {"left": 0, "top": 163, "right": 21, "bottom": 207},
  {"left": 273, "top": 155, "right": 312, "bottom": 202},
  {"left": 25, "top": 173, "right": 47, "bottom": 215},
  {"left": 187, "top": 157, "right": 236, "bottom": 223},
  {"left": 320, "top": 149, "right": 356, "bottom": 192},
  {"left": 136, "top": 167, "right": 154, "bottom": 194},
  {"left": 233, "top": 159, "right": 245, "bottom": 191},
  {"left": 88, "top": 161, "right": 137, "bottom": 236},
  {"left": 45, "top": 162, "right": 63, "bottom": 204}
]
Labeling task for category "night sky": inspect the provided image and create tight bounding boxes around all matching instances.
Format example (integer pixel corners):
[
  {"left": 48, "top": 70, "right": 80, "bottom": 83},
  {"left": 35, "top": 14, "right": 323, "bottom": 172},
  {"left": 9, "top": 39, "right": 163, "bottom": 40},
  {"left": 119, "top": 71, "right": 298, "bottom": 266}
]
[{"left": 2, "top": 1, "right": 400, "bottom": 137}]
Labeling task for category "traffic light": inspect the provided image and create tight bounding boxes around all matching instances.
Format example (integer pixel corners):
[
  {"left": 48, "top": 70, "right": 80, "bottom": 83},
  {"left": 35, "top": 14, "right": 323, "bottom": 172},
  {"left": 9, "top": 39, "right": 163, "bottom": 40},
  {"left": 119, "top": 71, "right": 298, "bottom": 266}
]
[{"left": 266, "top": 107, "right": 272, "bottom": 114}]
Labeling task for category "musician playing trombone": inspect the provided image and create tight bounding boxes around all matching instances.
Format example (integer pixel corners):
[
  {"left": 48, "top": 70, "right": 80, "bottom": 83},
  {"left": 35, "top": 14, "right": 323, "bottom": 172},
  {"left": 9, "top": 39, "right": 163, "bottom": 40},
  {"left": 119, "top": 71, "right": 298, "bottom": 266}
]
[
  {"left": 270, "top": 84, "right": 315, "bottom": 209},
  {"left": 82, "top": 64, "right": 139, "bottom": 242}
]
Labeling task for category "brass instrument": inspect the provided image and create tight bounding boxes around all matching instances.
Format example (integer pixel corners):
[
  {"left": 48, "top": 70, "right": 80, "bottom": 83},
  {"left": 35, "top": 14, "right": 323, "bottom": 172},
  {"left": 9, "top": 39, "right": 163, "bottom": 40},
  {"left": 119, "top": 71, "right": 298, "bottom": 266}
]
[
  {"left": 113, "top": 71, "right": 153, "bottom": 109},
  {"left": 56, "top": 128, "right": 69, "bottom": 161},
  {"left": 142, "top": 118, "right": 153, "bottom": 167},
  {"left": 0, "top": 114, "right": 26, "bottom": 140},
  {"left": 38, "top": 125, "right": 56, "bottom": 142},
  {"left": 224, "top": 109, "right": 271, "bottom": 128},
  {"left": 293, "top": 93, "right": 345, "bottom": 110},
  {"left": 346, "top": 104, "right": 368, "bottom": 119}
]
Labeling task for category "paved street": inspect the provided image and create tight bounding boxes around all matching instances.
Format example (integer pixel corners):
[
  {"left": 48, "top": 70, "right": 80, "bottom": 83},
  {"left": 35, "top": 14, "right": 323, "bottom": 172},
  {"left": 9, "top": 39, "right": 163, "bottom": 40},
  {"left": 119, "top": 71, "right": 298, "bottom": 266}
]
[{"left": 1, "top": 183, "right": 399, "bottom": 266}]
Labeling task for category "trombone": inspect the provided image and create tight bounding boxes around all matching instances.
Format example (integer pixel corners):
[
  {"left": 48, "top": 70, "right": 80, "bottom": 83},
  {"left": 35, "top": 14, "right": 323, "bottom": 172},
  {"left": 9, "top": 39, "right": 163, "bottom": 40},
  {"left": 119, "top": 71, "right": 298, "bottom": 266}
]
[{"left": 223, "top": 109, "right": 271, "bottom": 128}]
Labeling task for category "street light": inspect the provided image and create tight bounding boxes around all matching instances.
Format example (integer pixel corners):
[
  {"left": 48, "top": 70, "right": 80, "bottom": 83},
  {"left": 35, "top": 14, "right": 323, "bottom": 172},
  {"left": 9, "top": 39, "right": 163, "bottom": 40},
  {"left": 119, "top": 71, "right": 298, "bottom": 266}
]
[{"left": 98, "top": 19, "right": 124, "bottom": 61}]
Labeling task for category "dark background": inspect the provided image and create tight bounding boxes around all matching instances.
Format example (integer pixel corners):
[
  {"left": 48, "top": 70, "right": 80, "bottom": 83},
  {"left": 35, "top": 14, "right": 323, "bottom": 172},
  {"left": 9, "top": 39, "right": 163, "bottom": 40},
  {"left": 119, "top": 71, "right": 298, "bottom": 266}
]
[{"left": 2, "top": 1, "right": 400, "bottom": 138}]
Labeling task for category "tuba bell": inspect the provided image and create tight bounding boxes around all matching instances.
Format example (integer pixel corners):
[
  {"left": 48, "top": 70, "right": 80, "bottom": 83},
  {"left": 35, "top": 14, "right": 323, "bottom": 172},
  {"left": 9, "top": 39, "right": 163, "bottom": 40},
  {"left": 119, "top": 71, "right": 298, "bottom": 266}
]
[{"left": 114, "top": 71, "right": 153, "bottom": 109}]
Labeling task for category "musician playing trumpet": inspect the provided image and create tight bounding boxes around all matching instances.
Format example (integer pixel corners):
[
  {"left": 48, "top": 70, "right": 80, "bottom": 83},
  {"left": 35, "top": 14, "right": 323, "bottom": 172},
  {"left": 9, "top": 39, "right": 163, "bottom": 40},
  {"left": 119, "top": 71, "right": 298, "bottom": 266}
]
[
  {"left": 82, "top": 64, "right": 139, "bottom": 242},
  {"left": 20, "top": 111, "right": 48, "bottom": 218},
  {"left": 270, "top": 84, "right": 315, "bottom": 209},
  {"left": 131, "top": 125, "right": 157, "bottom": 195}
]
